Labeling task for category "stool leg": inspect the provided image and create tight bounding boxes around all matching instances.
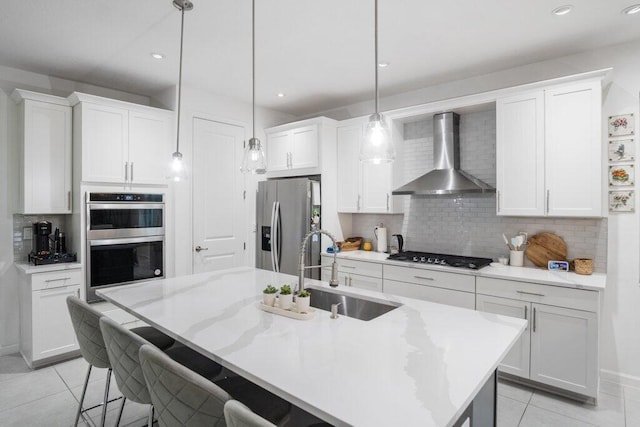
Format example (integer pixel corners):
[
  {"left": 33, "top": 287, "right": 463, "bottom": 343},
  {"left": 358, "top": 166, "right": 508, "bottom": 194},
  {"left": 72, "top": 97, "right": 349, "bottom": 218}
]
[
  {"left": 99, "top": 368, "right": 112, "bottom": 427},
  {"left": 74, "top": 364, "right": 92, "bottom": 427},
  {"left": 147, "top": 405, "right": 154, "bottom": 427},
  {"left": 115, "top": 396, "right": 126, "bottom": 427}
]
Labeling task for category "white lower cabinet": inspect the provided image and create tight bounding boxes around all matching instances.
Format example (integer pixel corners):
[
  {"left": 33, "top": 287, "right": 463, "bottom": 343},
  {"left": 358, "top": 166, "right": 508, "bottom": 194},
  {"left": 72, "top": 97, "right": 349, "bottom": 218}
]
[
  {"left": 383, "top": 264, "right": 476, "bottom": 310},
  {"left": 476, "top": 277, "right": 599, "bottom": 398},
  {"left": 18, "top": 268, "right": 81, "bottom": 368},
  {"left": 321, "top": 256, "right": 383, "bottom": 292}
]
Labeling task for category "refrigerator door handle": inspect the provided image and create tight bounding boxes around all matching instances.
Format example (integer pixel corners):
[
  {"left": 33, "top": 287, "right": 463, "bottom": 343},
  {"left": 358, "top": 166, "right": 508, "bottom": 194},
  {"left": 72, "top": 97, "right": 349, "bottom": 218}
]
[{"left": 271, "top": 202, "right": 280, "bottom": 273}]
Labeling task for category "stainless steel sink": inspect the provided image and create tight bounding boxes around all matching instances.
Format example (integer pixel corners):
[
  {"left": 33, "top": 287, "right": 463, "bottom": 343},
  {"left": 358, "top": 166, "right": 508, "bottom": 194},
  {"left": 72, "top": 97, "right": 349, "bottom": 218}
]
[{"left": 306, "top": 287, "right": 401, "bottom": 321}]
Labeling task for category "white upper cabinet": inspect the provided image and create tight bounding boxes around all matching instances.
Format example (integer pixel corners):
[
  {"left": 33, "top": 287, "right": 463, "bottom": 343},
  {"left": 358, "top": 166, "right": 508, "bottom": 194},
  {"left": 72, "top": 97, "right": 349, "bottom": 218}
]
[
  {"left": 336, "top": 118, "right": 402, "bottom": 213},
  {"left": 69, "top": 92, "right": 173, "bottom": 185},
  {"left": 496, "top": 79, "right": 602, "bottom": 217},
  {"left": 12, "top": 90, "right": 72, "bottom": 214},
  {"left": 545, "top": 81, "right": 602, "bottom": 217},
  {"left": 265, "top": 121, "right": 320, "bottom": 176},
  {"left": 496, "top": 91, "right": 545, "bottom": 216}
]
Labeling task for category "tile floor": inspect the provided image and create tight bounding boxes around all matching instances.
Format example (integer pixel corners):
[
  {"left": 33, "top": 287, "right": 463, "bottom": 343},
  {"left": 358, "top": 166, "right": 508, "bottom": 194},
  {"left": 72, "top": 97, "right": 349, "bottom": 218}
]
[{"left": 1, "top": 352, "right": 639, "bottom": 426}]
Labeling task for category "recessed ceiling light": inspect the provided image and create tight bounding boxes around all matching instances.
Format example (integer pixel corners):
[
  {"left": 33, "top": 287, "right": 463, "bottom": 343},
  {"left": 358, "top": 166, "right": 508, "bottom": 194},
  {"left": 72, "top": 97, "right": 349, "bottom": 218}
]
[
  {"left": 622, "top": 4, "right": 640, "bottom": 14},
  {"left": 277, "top": 93, "right": 285, "bottom": 98},
  {"left": 150, "top": 52, "right": 165, "bottom": 60},
  {"left": 552, "top": 5, "right": 573, "bottom": 15},
  {"left": 378, "top": 62, "right": 390, "bottom": 68}
]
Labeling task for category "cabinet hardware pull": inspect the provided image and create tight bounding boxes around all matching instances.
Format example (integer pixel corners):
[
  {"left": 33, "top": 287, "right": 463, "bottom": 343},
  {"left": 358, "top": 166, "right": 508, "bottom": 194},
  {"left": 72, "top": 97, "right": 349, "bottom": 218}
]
[
  {"left": 77, "top": 289, "right": 80, "bottom": 298},
  {"left": 130, "top": 162, "right": 134, "bottom": 182},
  {"left": 524, "top": 305, "right": 528, "bottom": 329},
  {"left": 344, "top": 275, "right": 349, "bottom": 286},
  {"left": 67, "top": 191, "right": 71, "bottom": 210},
  {"left": 497, "top": 191, "right": 500, "bottom": 213},
  {"left": 517, "top": 290, "right": 545, "bottom": 297},
  {"left": 414, "top": 275, "right": 435, "bottom": 281},
  {"left": 533, "top": 307, "right": 537, "bottom": 332},
  {"left": 194, "top": 246, "right": 209, "bottom": 252},
  {"left": 357, "top": 195, "right": 361, "bottom": 211},
  {"left": 125, "top": 162, "right": 129, "bottom": 182},
  {"left": 45, "top": 277, "right": 71, "bottom": 283},
  {"left": 546, "top": 190, "right": 550, "bottom": 214},
  {"left": 386, "top": 194, "right": 390, "bottom": 211},
  {"left": 349, "top": 277, "right": 353, "bottom": 287},
  {"left": 342, "top": 265, "right": 356, "bottom": 269}
]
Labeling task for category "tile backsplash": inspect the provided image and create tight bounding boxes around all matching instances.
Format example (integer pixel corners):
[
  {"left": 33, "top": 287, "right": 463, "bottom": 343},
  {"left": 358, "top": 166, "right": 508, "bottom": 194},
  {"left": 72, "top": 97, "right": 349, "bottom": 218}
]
[{"left": 350, "top": 109, "right": 607, "bottom": 272}]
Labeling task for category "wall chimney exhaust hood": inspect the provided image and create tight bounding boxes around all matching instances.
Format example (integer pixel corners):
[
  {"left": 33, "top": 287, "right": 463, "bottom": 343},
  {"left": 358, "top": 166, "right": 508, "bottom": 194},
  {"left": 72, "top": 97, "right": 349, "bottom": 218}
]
[{"left": 392, "top": 112, "right": 495, "bottom": 196}]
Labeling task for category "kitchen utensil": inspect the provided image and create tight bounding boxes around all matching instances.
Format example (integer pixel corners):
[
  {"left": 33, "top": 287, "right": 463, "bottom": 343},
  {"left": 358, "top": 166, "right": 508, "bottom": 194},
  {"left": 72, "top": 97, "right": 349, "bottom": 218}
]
[
  {"left": 392, "top": 234, "right": 404, "bottom": 253},
  {"left": 525, "top": 232, "right": 567, "bottom": 267},
  {"left": 516, "top": 235, "right": 525, "bottom": 249},
  {"left": 511, "top": 237, "right": 519, "bottom": 250},
  {"left": 374, "top": 224, "right": 387, "bottom": 253},
  {"left": 502, "top": 233, "right": 513, "bottom": 250}
]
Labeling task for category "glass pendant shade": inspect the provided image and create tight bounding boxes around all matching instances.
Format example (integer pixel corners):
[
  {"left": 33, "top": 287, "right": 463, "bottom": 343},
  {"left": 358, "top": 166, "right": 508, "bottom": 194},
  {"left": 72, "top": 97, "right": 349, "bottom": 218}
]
[
  {"left": 169, "top": 151, "right": 188, "bottom": 182},
  {"left": 360, "top": 113, "right": 395, "bottom": 164},
  {"left": 240, "top": 137, "right": 267, "bottom": 174}
]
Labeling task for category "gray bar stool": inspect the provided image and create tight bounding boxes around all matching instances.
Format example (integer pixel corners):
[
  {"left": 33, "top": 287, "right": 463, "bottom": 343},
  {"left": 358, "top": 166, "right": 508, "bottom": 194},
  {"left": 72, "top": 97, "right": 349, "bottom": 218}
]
[
  {"left": 66, "top": 296, "right": 175, "bottom": 427},
  {"left": 139, "top": 344, "right": 291, "bottom": 426},
  {"left": 224, "top": 400, "right": 276, "bottom": 427}
]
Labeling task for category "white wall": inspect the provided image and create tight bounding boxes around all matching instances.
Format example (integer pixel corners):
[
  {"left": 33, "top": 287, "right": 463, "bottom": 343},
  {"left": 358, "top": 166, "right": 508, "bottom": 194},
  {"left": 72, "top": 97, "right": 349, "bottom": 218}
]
[{"left": 319, "top": 39, "right": 640, "bottom": 385}]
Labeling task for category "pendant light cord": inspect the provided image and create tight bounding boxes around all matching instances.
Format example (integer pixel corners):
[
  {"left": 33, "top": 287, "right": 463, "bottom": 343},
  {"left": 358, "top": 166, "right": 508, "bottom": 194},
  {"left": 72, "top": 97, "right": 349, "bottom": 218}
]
[
  {"left": 252, "top": 0, "right": 256, "bottom": 139},
  {"left": 374, "top": 0, "right": 379, "bottom": 115},
  {"left": 176, "top": 3, "right": 186, "bottom": 154}
]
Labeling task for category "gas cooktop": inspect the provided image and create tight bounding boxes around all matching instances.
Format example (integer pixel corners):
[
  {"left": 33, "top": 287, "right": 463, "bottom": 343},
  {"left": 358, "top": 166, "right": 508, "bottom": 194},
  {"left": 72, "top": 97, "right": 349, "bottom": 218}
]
[{"left": 387, "top": 251, "right": 492, "bottom": 270}]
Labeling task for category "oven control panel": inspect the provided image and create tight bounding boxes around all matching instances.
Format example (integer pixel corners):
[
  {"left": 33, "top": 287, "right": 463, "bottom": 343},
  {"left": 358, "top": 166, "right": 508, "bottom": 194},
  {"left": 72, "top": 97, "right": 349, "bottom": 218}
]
[{"left": 88, "top": 193, "right": 163, "bottom": 202}]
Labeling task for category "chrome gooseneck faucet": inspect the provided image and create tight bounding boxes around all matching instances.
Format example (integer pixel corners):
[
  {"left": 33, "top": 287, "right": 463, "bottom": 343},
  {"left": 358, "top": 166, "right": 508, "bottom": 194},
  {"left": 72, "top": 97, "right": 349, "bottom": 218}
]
[{"left": 298, "top": 229, "right": 339, "bottom": 294}]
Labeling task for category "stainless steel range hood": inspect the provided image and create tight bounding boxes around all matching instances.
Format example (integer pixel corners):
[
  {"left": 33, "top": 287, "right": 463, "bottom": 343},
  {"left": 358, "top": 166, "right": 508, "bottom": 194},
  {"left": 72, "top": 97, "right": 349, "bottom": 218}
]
[{"left": 392, "top": 112, "right": 495, "bottom": 196}]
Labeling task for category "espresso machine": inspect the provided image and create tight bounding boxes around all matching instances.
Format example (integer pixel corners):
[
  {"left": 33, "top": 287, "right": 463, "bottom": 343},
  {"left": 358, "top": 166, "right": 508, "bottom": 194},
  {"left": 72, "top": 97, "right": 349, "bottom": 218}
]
[{"left": 32, "top": 220, "right": 52, "bottom": 256}]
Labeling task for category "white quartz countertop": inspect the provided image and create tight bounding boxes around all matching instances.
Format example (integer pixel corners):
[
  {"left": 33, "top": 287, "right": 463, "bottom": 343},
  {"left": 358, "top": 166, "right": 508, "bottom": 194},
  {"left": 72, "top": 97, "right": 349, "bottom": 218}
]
[
  {"left": 323, "top": 250, "right": 606, "bottom": 291},
  {"left": 15, "top": 261, "right": 81, "bottom": 274},
  {"left": 98, "top": 267, "right": 526, "bottom": 427}
]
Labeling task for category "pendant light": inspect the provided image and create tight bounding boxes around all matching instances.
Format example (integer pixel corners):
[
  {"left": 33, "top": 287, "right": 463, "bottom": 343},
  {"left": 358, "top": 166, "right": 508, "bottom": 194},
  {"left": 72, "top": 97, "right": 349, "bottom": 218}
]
[
  {"left": 241, "top": 0, "right": 267, "bottom": 174},
  {"left": 360, "top": 0, "right": 395, "bottom": 164},
  {"left": 167, "top": 0, "right": 193, "bottom": 182}
]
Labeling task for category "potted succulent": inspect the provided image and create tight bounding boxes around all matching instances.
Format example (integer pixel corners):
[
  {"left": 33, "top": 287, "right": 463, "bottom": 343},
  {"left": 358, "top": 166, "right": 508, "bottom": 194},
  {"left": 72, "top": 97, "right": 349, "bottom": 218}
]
[
  {"left": 296, "top": 289, "right": 311, "bottom": 313},
  {"left": 262, "top": 285, "right": 277, "bottom": 307},
  {"left": 278, "top": 284, "right": 293, "bottom": 310}
]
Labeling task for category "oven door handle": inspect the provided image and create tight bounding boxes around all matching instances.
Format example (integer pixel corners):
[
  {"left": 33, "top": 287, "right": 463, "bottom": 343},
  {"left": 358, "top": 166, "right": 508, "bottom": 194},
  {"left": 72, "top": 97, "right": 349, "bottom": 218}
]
[
  {"left": 88, "top": 236, "right": 164, "bottom": 246},
  {"left": 87, "top": 203, "right": 165, "bottom": 210}
]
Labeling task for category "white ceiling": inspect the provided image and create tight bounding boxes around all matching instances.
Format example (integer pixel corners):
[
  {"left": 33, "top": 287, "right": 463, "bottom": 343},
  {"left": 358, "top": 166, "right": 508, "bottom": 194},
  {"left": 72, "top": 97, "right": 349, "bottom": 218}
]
[{"left": 1, "top": 0, "right": 639, "bottom": 116}]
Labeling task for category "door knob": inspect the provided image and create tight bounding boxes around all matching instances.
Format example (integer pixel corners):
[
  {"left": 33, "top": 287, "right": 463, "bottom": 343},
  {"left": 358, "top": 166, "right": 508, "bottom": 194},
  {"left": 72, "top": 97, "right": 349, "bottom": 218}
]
[{"left": 195, "top": 245, "right": 209, "bottom": 252}]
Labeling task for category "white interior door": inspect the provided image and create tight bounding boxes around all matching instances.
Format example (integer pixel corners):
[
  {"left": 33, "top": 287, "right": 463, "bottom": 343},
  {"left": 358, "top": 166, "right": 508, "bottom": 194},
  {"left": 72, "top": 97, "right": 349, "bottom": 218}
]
[{"left": 192, "top": 117, "right": 246, "bottom": 273}]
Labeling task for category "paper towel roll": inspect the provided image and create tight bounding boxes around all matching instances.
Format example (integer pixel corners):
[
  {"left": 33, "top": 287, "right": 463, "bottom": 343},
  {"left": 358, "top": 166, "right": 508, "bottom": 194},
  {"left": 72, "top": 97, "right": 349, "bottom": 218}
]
[{"left": 375, "top": 226, "right": 387, "bottom": 253}]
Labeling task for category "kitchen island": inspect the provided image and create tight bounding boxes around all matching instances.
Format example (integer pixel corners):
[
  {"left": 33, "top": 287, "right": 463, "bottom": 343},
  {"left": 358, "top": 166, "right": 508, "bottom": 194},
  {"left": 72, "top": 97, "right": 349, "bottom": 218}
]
[{"left": 97, "top": 267, "right": 526, "bottom": 426}]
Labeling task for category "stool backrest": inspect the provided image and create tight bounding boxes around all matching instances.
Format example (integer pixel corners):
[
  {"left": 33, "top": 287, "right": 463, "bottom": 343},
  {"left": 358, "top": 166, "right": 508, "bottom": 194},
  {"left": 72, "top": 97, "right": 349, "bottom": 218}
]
[
  {"left": 224, "top": 400, "right": 276, "bottom": 427},
  {"left": 99, "top": 316, "right": 151, "bottom": 404},
  {"left": 66, "top": 295, "right": 110, "bottom": 369},
  {"left": 139, "top": 344, "right": 231, "bottom": 427}
]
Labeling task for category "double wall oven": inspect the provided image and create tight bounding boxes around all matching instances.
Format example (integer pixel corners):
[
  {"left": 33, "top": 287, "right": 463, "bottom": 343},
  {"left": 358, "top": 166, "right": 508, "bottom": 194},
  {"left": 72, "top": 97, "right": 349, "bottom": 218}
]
[{"left": 86, "top": 192, "right": 165, "bottom": 302}]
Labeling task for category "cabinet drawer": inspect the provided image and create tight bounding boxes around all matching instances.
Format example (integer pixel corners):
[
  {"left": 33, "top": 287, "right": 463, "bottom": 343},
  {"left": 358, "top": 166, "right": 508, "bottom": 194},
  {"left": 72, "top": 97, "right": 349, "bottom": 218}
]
[
  {"left": 31, "top": 269, "right": 81, "bottom": 291},
  {"left": 337, "top": 258, "right": 383, "bottom": 278},
  {"left": 476, "top": 277, "right": 598, "bottom": 312},
  {"left": 384, "top": 265, "right": 475, "bottom": 293},
  {"left": 384, "top": 279, "right": 475, "bottom": 310}
]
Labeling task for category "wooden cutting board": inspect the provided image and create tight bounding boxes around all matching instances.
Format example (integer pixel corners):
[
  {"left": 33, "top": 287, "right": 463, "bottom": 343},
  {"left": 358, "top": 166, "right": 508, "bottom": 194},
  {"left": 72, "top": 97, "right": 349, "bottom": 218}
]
[{"left": 526, "top": 232, "right": 568, "bottom": 267}]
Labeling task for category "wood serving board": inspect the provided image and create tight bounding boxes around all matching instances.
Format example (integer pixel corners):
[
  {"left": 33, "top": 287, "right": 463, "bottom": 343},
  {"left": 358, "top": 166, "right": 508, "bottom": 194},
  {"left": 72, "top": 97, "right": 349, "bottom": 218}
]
[{"left": 526, "top": 232, "right": 568, "bottom": 267}]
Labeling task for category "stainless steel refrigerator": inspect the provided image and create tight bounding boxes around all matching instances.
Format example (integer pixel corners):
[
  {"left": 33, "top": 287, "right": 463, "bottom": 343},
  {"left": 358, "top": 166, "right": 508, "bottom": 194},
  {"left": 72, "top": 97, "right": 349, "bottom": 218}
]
[{"left": 256, "top": 177, "right": 321, "bottom": 279}]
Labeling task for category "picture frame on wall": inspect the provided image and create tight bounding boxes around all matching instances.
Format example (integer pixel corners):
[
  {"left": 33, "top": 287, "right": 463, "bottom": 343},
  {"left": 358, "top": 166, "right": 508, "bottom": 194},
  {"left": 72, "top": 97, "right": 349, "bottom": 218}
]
[
  {"left": 609, "top": 190, "right": 635, "bottom": 212},
  {"left": 609, "top": 164, "right": 635, "bottom": 186},
  {"left": 608, "top": 139, "right": 635, "bottom": 162},
  {"left": 608, "top": 113, "right": 635, "bottom": 137}
]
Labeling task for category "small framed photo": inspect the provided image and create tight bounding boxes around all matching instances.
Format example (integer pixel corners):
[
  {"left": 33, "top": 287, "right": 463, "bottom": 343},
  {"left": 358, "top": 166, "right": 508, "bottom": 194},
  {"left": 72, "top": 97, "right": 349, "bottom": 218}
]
[
  {"left": 608, "top": 114, "right": 635, "bottom": 137},
  {"left": 608, "top": 139, "right": 635, "bottom": 162},
  {"left": 609, "top": 164, "right": 634, "bottom": 186},
  {"left": 609, "top": 190, "right": 635, "bottom": 212},
  {"left": 548, "top": 260, "right": 569, "bottom": 271}
]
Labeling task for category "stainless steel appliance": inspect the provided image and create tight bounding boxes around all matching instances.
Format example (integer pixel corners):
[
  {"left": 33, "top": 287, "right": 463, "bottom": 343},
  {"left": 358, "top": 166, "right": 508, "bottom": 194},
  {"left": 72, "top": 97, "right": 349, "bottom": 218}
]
[
  {"left": 85, "top": 192, "right": 165, "bottom": 302},
  {"left": 256, "top": 177, "right": 321, "bottom": 279},
  {"left": 387, "top": 251, "right": 492, "bottom": 270},
  {"left": 392, "top": 112, "right": 495, "bottom": 195}
]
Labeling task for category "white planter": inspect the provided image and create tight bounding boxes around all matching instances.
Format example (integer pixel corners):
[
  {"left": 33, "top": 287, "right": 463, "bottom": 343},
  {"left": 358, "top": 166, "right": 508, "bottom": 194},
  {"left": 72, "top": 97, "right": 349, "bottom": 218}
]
[
  {"left": 278, "top": 294, "right": 293, "bottom": 310},
  {"left": 263, "top": 293, "right": 276, "bottom": 307},
  {"left": 296, "top": 296, "right": 311, "bottom": 313}
]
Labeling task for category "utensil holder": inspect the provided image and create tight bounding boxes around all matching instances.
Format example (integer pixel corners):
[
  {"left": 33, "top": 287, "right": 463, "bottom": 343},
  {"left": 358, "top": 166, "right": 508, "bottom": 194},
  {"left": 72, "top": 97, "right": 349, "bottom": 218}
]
[
  {"left": 574, "top": 258, "right": 593, "bottom": 275},
  {"left": 509, "top": 250, "right": 524, "bottom": 267}
]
